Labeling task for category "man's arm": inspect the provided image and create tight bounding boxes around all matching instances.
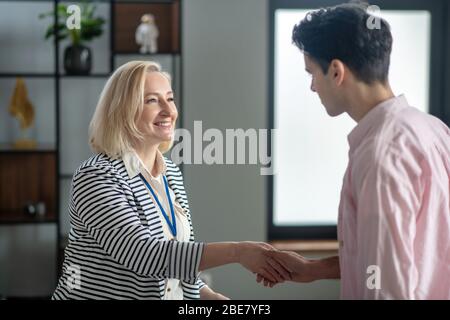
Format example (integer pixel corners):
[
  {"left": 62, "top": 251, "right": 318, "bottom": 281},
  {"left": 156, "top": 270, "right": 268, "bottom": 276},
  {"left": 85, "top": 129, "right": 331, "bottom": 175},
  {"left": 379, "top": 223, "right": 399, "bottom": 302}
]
[
  {"left": 352, "top": 148, "right": 421, "bottom": 299},
  {"left": 263, "top": 251, "right": 340, "bottom": 284},
  {"left": 308, "top": 255, "right": 340, "bottom": 281}
]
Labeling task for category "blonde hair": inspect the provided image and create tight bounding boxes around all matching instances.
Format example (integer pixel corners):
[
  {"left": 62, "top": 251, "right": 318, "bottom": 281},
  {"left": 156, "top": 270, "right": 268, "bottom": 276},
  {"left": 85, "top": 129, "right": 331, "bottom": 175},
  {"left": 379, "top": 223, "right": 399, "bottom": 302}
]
[{"left": 89, "top": 60, "right": 174, "bottom": 158}]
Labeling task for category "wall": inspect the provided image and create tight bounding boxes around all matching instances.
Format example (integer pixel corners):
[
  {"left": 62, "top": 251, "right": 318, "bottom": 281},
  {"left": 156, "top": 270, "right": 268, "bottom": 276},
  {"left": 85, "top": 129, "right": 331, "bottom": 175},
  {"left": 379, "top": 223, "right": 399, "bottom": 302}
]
[{"left": 182, "top": 0, "right": 340, "bottom": 299}]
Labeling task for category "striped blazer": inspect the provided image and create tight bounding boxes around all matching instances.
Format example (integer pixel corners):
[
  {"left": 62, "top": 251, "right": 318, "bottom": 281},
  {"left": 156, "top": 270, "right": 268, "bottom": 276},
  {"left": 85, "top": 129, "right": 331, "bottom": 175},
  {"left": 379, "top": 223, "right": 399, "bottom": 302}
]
[{"left": 52, "top": 153, "right": 205, "bottom": 300}]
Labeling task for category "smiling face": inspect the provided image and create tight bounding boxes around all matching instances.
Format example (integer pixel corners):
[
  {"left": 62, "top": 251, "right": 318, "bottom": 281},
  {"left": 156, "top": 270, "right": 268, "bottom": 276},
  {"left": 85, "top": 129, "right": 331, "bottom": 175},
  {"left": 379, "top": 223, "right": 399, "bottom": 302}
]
[
  {"left": 304, "top": 54, "right": 345, "bottom": 117},
  {"left": 136, "top": 71, "right": 178, "bottom": 145}
]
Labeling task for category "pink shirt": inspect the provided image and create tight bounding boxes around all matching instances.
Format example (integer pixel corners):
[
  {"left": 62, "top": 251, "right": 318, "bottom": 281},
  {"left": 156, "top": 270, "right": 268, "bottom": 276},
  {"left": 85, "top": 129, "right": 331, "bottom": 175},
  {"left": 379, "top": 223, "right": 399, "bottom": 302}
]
[{"left": 338, "top": 95, "right": 450, "bottom": 299}]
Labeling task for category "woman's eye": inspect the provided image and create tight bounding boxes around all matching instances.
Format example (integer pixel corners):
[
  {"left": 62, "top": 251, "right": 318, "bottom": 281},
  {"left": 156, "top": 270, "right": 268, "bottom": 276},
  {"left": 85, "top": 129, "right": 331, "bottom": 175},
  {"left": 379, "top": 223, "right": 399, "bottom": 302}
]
[
  {"left": 168, "top": 97, "right": 175, "bottom": 102},
  {"left": 146, "top": 98, "right": 157, "bottom": 104}
]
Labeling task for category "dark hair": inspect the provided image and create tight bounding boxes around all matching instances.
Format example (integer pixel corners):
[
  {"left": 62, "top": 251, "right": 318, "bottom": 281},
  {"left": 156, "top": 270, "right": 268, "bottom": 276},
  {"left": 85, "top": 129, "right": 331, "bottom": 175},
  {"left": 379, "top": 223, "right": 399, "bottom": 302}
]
[{"left": 292, "top": 3, "right": 393, "bottom": 84}]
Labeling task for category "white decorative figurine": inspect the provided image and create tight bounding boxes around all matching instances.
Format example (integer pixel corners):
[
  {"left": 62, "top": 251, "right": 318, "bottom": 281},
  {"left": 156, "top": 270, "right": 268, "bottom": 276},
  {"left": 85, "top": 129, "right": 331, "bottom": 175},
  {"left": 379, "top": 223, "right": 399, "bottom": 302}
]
[{"left": 135, "top": 14, "right": 159, "bottom": 54}]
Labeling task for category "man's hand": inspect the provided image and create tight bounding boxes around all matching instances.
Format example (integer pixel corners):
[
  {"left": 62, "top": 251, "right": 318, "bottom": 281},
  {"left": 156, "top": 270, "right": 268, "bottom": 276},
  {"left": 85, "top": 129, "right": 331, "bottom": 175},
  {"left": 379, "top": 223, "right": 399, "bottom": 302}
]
[
  {"left": 255, "top": 250, "right": 316, "bottom": 286},
  {"left": 256, "top": 251, "right": 340, "bottom": 287},
  {"left": 266, "top": 250, "right": 316, "bottom": 283},
  {"left": 237, "top": 242, "right": 292, "bottom": 284}
]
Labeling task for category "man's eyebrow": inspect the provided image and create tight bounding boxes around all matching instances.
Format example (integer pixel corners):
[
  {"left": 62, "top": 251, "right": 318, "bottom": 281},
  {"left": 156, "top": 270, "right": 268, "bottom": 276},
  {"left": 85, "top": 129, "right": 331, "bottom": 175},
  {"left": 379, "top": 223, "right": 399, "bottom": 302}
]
[{"left": 305, "top": 68, "right": 311, "bottom": 74}]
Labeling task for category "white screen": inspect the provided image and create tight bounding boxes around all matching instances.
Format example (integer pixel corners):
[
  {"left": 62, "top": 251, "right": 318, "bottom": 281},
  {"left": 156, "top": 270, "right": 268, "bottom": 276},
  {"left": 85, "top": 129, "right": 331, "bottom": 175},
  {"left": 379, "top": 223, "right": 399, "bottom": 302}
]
[{"left": 273, "top": 9, "right": 431, "bottom": 226}]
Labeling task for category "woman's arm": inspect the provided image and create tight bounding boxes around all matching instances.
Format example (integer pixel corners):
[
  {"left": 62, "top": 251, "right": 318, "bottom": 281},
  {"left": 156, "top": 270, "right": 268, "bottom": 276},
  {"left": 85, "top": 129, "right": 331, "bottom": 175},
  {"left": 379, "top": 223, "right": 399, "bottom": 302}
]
[{"left": 199, "top": 241, "right": 291, "bottom": 283}]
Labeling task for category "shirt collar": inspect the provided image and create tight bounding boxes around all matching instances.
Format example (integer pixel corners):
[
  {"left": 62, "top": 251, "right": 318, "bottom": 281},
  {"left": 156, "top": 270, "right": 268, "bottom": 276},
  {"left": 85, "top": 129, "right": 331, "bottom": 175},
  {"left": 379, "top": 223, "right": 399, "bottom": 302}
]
[
  {"left": 347, "top": 94, "right": 409, "bottom": 151},
  {"left": 123, "top": 149, "right": 167, "bottom": 179}
]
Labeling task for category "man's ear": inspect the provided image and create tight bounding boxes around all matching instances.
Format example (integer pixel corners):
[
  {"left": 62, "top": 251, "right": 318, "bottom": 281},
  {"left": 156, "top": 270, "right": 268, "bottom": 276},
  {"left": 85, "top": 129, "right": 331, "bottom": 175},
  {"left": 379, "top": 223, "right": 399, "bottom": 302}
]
[{"left": 329, "top": 59, "right": 345, "bottom": 86}]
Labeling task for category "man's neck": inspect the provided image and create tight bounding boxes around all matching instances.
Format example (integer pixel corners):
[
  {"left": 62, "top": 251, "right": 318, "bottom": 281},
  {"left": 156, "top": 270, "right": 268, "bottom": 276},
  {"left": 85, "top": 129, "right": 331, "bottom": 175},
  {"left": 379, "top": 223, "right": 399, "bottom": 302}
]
[{"left": 345, "top": 81, "right": 395, "bottom": 122}]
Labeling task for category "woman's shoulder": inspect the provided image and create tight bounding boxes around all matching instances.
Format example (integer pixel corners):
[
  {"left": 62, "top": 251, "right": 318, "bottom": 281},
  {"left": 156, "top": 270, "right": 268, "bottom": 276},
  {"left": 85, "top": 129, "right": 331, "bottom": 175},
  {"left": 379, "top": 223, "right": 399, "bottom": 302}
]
[
  {"left": 74, "top": 153, "right": 127, "bottom": 179},
  {"left": 163, "top": 157, "right": 183, "bottom": 179}
]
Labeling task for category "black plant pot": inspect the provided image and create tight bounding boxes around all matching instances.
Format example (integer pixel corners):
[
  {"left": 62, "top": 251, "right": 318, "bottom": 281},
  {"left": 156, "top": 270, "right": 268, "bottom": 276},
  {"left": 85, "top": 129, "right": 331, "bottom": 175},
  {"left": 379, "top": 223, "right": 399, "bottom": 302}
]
[{"left": 64, "top": 45, "right": 92, "bottom": 75}]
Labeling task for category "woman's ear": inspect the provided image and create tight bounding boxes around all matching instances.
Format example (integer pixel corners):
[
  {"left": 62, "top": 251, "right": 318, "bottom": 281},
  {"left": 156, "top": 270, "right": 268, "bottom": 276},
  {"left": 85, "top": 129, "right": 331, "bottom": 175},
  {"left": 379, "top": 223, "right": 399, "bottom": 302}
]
[{"left": 330, "top": 59, "right": 345, "bottom": 86}]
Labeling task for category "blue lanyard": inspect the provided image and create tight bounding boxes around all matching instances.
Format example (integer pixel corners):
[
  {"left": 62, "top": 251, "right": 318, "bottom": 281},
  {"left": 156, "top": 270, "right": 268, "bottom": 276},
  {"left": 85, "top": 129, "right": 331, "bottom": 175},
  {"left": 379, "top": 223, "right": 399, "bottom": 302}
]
[{"left": 139, "top": 173, "right": 177, "bottom": 238}]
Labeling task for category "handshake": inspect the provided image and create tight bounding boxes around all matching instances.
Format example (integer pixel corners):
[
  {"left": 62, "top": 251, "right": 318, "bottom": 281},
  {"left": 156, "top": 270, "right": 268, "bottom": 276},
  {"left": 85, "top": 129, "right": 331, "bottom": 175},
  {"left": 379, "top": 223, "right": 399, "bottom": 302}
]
[{"left": 236, "top": 241, "right": 317, "bottom": 287}]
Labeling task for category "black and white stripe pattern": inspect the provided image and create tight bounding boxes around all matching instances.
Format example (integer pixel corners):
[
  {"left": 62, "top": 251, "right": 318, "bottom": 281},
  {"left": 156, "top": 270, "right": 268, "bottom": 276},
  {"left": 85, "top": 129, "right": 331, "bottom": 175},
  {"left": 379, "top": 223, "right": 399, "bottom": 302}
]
[{"left": 52, "top": 153, "right": 205, "bottom": 300}]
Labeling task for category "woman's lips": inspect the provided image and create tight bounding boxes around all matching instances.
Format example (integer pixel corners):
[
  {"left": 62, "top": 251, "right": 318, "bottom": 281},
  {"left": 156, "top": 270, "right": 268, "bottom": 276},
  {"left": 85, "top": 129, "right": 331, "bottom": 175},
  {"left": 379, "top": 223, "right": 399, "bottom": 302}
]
[{"left": 154, "top": 121, "right": 171, "bottom": 128}]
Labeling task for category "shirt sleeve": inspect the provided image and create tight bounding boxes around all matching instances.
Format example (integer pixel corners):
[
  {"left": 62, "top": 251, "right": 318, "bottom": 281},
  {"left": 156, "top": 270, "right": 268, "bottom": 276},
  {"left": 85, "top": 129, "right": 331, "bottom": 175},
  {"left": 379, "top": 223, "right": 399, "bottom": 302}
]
[
  {"left": 72, "top": 164, "right": 204, "bottom": 284},
  {"left": 354, "top": 145, "right": 424, "bottom": 299}
]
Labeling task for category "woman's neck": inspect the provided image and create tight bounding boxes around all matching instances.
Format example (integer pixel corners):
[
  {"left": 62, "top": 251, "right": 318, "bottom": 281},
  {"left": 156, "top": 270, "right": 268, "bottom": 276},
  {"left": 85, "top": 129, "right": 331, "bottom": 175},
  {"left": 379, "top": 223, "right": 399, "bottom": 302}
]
[{"left": 135, "top": 143, "right": 159, "bottom": 177}]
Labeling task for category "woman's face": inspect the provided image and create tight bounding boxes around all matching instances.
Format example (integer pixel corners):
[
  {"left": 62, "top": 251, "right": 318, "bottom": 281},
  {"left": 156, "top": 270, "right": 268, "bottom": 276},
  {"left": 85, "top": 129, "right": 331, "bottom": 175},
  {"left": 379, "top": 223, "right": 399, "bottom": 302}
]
[{"left": 137, "top": 71, "right": 178, "bottom": 145}]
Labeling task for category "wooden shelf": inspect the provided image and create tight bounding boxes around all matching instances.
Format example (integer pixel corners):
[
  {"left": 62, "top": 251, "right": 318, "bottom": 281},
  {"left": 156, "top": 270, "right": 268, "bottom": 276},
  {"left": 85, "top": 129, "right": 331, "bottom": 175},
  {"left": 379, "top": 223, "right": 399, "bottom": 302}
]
[
  {"left": 59, "top": 73, "right": 111, "bottom": 78},
  {"left": 0, "top": 153, "right": 56, "bottom": 223},
  {"left": 0, "top": 211, "right": 56, "bottom": 225},
  {"left": 0, "top": 143, "right": 56, "bottom": 153},
  {"left": 114, "top": 0, "right": 180, "bottom": 53},
  {"left": 0, "top": 73, "right": 55, "bottom": 78},
  {"left": 270, "top": 240, "right": 339, "bottom": 253},
  {"left": 113, "top": 51, "right": 180, "bottom": 55},
  {"left": 0, "top": 73, "right": 111, "bottom": 78},
  {"left": 80, "top": 0, "right": 176, "bottom": 3},
  {"left": 0, "top": 0, "right": 53, "bottom": 2}
]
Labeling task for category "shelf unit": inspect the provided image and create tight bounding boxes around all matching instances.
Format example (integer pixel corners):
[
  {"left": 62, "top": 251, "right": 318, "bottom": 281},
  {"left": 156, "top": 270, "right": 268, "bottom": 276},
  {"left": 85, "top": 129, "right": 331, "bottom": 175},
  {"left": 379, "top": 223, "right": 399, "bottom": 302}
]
[{"left": 0, "top": 0, "right": 182, "bottom": 297}]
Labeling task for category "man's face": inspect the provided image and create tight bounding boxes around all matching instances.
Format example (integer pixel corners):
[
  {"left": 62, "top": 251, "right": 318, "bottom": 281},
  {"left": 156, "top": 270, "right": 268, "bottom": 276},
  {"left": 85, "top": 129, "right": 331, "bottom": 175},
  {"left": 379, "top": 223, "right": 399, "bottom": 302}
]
[{"left": 304, "top": 55, "right": 345, "bottom": 117}]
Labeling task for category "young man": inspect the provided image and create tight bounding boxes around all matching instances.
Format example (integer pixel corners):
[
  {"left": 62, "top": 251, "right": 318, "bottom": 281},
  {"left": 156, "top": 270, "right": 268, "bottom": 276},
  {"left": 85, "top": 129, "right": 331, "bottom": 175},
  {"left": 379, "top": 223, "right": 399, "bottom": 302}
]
[{"left": 265, "top": 3, "right": 450, "bottom": 299}]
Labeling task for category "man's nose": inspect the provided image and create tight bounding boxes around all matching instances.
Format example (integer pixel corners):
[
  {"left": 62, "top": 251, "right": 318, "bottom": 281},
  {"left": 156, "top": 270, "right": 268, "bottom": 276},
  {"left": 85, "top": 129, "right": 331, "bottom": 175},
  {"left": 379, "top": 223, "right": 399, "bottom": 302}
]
[{"left": 310, "top": 81, "right": 316, "bottom": 92}]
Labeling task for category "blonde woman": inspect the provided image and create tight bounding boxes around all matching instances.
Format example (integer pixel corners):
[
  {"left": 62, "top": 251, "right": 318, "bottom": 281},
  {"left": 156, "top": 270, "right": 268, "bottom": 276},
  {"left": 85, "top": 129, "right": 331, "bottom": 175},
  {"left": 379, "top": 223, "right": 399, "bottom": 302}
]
[{"left": 52, "top": 61, "right": 290, "bottom": 300}]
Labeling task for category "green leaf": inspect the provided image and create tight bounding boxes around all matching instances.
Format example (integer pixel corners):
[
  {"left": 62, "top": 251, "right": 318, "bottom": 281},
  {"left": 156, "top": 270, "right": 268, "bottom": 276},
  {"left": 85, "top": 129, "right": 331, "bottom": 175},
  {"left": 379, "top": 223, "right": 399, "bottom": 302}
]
[
  {"left": 85, "top": 4, "right": 95, "bottom": 19},
  {"left": 39, "top": 1, "right": 105, "bottom": 44},
  {"left": 56, "top": 4, "right": 68, "bottom": 17},
  {"left": 38, "top": 12, "right": 53, "bottom": 19},
  {"left": 44, "top": 23, "right": 67, "bottom": 41}
]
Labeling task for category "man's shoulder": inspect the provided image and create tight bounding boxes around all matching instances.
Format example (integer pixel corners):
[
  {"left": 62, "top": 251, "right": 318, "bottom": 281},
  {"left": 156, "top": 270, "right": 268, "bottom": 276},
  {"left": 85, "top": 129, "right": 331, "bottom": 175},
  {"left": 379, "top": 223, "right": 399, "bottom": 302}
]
[
  {"left": 365, "top": 106, "right": 445, "bottom": 153},
  {"left": 383, "top": 106, "right": 449, "bottom": 156},
  {"left": 353, "top": 109, "right": 427, "bottom": 172},
  {"left": 392, "top": 106, "right": 448, "bottom": 137}
]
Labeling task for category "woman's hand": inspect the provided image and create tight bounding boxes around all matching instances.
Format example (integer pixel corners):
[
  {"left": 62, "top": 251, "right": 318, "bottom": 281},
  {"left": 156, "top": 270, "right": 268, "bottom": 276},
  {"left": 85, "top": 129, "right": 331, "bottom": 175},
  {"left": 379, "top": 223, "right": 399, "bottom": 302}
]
[
  {"left": 265, "top": 250, "right": 314, "bottom": 283},
  {"left": 256, "top": 250, "right": 317, "bottom": 287},
  {"left": 256, "top": 252, "right": 341, "bottom": 287},
  {"left": 236, "top": 242, "right": 292, "bottom": 284}
]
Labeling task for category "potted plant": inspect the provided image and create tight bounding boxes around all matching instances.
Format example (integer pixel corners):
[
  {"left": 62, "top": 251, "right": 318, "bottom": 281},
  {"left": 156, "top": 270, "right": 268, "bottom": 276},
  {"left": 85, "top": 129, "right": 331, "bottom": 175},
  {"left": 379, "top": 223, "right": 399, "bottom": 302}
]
[{"left": 39, "top": 2, "right": 105, "bottom": 75}]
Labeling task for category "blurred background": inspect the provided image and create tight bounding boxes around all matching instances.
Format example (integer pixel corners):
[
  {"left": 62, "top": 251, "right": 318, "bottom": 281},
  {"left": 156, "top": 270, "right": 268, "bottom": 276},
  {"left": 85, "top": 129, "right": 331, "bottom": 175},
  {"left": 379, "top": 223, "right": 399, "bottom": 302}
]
[{"left": 0, "top": 0, "right": 448, "bottom": 299}]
